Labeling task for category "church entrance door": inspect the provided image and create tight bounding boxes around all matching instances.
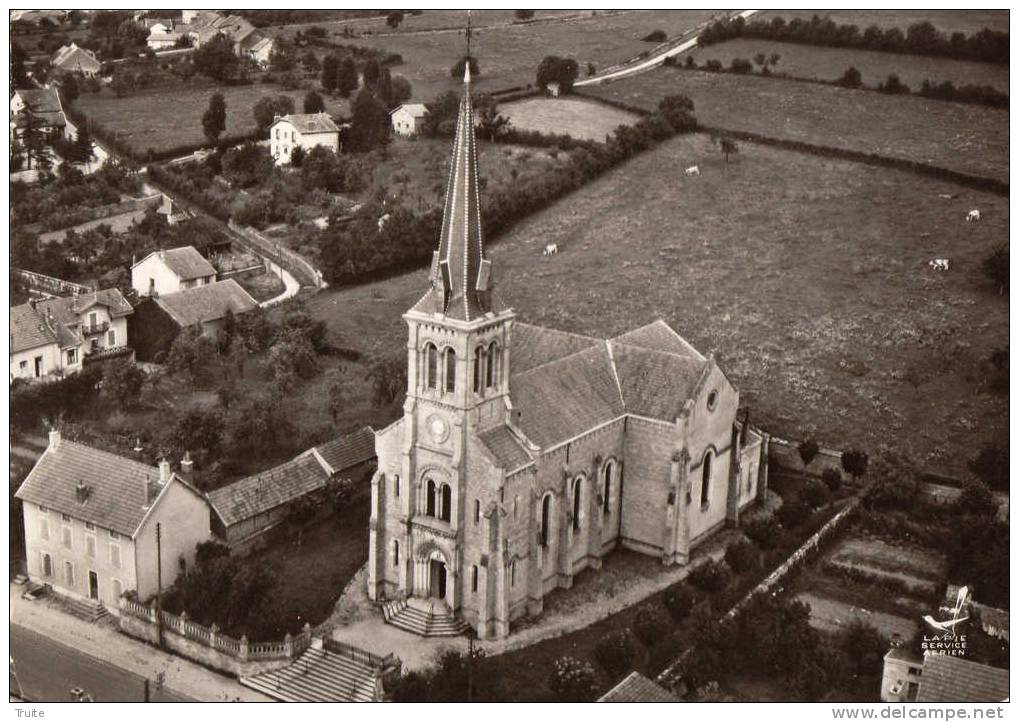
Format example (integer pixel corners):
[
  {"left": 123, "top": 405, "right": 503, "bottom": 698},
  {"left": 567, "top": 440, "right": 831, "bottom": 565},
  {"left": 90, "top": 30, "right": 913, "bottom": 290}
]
[{"left": 429, "top": 559, "right": 447, "bottom": 599}]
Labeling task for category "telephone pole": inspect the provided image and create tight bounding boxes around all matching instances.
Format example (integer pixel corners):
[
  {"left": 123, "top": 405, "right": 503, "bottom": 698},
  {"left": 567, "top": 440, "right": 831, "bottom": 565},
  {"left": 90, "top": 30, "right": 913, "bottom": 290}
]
[{"left": 155, "top": 522, "right": 164, "bottom": 649}]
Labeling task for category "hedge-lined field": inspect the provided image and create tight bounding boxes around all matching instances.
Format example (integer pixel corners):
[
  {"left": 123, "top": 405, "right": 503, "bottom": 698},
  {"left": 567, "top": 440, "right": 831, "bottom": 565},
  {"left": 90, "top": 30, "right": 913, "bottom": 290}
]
[
  {"left": 776, "top": 10, "right": 1009, "bottom": 36},
  {"left": 581, "top": 68, "right": 1008, "bottom": 183}
]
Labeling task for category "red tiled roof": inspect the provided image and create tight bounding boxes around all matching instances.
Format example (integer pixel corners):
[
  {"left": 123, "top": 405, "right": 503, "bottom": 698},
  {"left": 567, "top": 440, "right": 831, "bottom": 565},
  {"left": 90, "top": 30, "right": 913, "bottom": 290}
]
[{"left": 10, "top": 303, "right": 58, "bottom": 354}]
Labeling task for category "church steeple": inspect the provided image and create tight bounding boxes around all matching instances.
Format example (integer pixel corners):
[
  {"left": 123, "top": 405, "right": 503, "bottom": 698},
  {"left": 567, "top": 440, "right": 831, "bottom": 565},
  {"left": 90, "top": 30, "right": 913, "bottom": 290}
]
[{"left": 412, "top": 47, "right": 502, "bottom": 322}]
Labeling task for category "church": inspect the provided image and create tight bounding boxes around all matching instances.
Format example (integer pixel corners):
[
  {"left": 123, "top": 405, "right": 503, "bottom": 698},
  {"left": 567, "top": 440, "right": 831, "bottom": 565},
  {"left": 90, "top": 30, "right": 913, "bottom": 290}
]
[{"left": 367, "top": 64, "right": 768, "bottom": 640}]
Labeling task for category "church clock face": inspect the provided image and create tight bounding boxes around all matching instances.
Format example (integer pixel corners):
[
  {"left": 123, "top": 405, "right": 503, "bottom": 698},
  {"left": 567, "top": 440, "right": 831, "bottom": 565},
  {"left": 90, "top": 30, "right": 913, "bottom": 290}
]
[{"left": 427, "top": 414, "right": 450, "bottom": 444}]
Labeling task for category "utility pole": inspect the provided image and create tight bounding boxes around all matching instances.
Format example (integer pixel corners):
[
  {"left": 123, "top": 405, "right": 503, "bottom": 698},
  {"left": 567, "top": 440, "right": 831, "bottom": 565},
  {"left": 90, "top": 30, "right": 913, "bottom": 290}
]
[{"left": 155, "top": 522, "right": 164, "bottom": 649}]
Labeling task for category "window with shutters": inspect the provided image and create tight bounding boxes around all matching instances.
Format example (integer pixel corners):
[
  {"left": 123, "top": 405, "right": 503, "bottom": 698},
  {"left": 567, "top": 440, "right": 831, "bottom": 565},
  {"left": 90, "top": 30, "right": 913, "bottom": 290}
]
[
  {"left": 62, "top": 526, "right": 72, "bottom": 549},
  {"left": 65, "top": 561, "right": 75, "bottom": 587},
  {"left": 39, "top": 518, "right": 49, "bottom": 541},
  {"left": 110, "top": 543, "right": 122, "bottom": 569},
  {"left": 86, "top": 535, "right": 96, "bottom": 559}
]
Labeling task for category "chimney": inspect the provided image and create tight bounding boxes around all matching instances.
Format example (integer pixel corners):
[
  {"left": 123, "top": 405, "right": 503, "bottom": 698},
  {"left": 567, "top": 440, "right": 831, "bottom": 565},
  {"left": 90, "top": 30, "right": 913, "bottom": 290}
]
[
  {"left": 48, "top": 428, "right": 61, "bottom": 450},
  {"left": 180, "top": 451, "right": 194, "bottom": 481},
  {"left": 75, "top": 480, "right": 92, "bottom": 504},
  {"left": 158, "top": 458, "right": 171, "bottom": 484}
]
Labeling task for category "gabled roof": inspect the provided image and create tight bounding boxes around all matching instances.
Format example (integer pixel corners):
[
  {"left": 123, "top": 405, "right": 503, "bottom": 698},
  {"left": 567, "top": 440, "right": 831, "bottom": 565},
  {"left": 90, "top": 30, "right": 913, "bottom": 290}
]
[
  {"left": 314, "top": 426, "right": 376, "bottom": 475},
  {"left": 245, "top": 35, "right": 273, "bottom": 54},
  {"left": 154, "top": 279, "right": 258, "bottom": 328},
  {"left": 14, "top": 438, "right": 187, "bottom": 537},
  {"left": 391, "top": 103, "right": 429, "bottom": 118},
  {"left": 134, "top": 246, "right": 215, "bottom": 280},
  {"left": 10, "top": 303, "right": 58, "bottom": 354},
  {"left": 610, "top": 341, "right": 707, "bottom": 420},
  {"left": 274, "top": 113, "right": 340, "bottom": 135},
  {"left": 51, "top": 43, "right": 101, "bottom": 71},
  {"left": 916, "top": 655, "right": 1009, "bottom": 703},
  {"left": 478, "top": 426, "right": 532, "bottom": 472},
  {"left": 37, "top": 288, "right": 133, "bottom": 326},
  {"left": 207, "top": 451, "right": 331, "bottom": 528},
  {"left": 598, "top": 672, "right": 677, "bottom": 703},
  {"left": 511, "top": 323, "right": 599, "bottom": 375},
  {"left": 11, "top": 87, "right": 66, "bottom": 129}
]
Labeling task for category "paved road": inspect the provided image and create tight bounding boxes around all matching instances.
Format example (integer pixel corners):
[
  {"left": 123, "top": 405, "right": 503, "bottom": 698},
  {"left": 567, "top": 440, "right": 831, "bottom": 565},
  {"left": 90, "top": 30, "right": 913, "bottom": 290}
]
[{"left": 10, "top": 625, "right": 191, "bottom": 702}]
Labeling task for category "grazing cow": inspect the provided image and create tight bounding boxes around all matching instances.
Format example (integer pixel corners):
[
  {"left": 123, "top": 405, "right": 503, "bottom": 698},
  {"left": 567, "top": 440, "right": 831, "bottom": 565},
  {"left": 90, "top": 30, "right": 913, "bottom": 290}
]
[
  {"left": 937, "top": 193, "right": 957, "bottom": 200},
  {"left": 377, "top": 213, "right": 391, "bottom": 232},
  {"left": 929, "top": 259, "right": 950, "bottom": 272},
  {"left": 684, "top": 165, "right": 700, "bottom": 176},
  {"left": 966, "top": 209, "right": 981, "bottom": 222},
  {"left": 543, "top": 243, "right": 559, "bottom": 256}
]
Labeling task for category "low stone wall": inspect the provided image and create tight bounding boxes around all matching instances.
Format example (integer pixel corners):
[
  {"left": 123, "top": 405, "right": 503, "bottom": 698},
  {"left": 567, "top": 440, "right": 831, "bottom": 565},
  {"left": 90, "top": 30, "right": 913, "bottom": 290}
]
[{"left": 227, "top": 221, "right": 325, "bottom": 290}]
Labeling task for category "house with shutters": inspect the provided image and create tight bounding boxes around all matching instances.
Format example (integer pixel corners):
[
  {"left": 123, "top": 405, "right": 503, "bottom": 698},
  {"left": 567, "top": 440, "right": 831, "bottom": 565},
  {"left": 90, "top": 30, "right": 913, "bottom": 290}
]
[
  {"left": 131, "top": 245, "right": 217, "bottom": 298},
  {"left": 367, "top": 64, "right": 767, "bottom": 640},
  {"left": 269, "top": 113, "right": 341, "bottom": 166},
  {"left": 15, "top": 430, "right": 211, "bottom": 610}
]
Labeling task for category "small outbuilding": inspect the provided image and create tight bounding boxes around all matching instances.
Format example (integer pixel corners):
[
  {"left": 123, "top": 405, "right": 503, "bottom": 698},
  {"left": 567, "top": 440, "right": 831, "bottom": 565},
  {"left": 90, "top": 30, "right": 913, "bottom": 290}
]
[{"left": 390, "top": 103, "right": 429, "bottom": 137}]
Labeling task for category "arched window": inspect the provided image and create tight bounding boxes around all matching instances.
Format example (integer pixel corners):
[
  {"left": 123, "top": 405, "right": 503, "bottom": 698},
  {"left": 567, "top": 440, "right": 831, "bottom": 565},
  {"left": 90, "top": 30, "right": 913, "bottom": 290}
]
[
  {"left": 444, "top": 348, "right": 456, "bottom": 393},
  {"left": 474, "top": 499, "right": 480, "bottom": 525},
  {"left": 486, "top": 341, "right": 499, "bottom": 388},
  {"left": 602, "top": 462, "right": 612, "bottom": 514},
  {"left": 540, "top": 494, "right": 551, "bottom": 548},
  {"left": 572, "top": 477, "right": 582, "bottom": 532},
  {"left": 426, "top": 479, "right": 436, "bottom": 517},
  {"left": 425, "top": 344, "right": 438, "bottom": 389},
  {"left": 473, "top": 346, "right": 483, "bottom": 393},
  {"left": 440, "top": 484, "right": 452, "bottom": 522},
  {"left": 701, "top": 452, "right": 712, "bottom": 507},
  {"left": 471, "top": 565, "right": 478, "bottom": 592},
  {"left": 392, "top": 539, "right": 399, "bottom": 567}
]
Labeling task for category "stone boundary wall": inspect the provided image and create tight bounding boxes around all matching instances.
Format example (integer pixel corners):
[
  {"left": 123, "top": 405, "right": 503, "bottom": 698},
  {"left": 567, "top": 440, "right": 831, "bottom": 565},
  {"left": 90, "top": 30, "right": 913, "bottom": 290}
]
[
  {"left": 227, "top": 221, "right": 325, "bottom": 290},
  {"left": 12, "top": 268, "right": 92, "bottom": 297}
]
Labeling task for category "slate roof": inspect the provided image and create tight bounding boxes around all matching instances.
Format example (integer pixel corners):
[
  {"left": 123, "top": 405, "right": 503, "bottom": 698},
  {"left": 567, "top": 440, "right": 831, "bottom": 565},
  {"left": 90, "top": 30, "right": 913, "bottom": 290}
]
[
  {"left": 275, "top": 113, "right": 340, "bottom": 135},
  {"left": 207, "top": 451, "right": 331, "bottom": 527},
  {"left": 598, "top": 672, "right": 678, "bottom": 703},
  {"left": 135, "top": 246, "right": 215, "bottom": 281},
  {"left": 478, "top": 426, "right": 532, "bottom": 472},
  {"left": 511, "top": 323, "right": 599, "bottom": 375},
  {"left": 613, "top": 319, "right": 705, "bottom": 360},
  {"left": 10, "top": 303, "right": 58, "bottom": 354},
  {"left": 155, "top": 279, "right": 258, "bottom": 328},
  {"left": 916, "top": 655, "right": 1009, "bottom": 703},
  {"left": 392, "top": 103, "right": 429, "bottom": 118},
  {"left": 15, "top": 439, "right": 169, "bottom": 537},
  {"left": 610, "top": 342, "right": 707, "bottom": 420},
  {"left": 314, "top": 426, "right": 376, "bottom": 475}
]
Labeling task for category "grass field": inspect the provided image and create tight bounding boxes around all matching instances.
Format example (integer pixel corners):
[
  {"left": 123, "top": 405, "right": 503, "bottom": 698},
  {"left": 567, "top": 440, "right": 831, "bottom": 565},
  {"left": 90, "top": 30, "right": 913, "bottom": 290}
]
[
  {"left": 688, "top": 38, "right": 1009, "bottom": 93},
  {"left": 269, "top": 9, "right": 581, "bottom": 39},
  {"left": 343, "top": 10, "right": 724, "bottom": 100},
  {"left": 305, "top": 133, "right": 1008, "bottom": 479},
  {"left": 581, "top": 68, "right": 1008, "bottom": 182},
  {"left": 74, "top": 83, "right": 350, "bottom": 157},
  {"left": 500, "top": 96, "right": 640, "bottom": 141},
  {"left": 776, "top": 10, "right": 1009, "bottom": 36}
]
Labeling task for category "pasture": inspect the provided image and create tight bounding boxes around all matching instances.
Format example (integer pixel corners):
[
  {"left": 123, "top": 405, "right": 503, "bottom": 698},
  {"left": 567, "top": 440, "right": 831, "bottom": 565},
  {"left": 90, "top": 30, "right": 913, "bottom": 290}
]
[
  {"left": 581, "top": 68, "right": 1008, "bottom": 182},
  {"left": 776, "top": 10, "right": 1009, "bottom": 36},
  {"left": 304, "top": 133, "right": 1008, "bottom": 479},
  {"left": 499, "top": 96, "right": 640, "bottom": 141},
  {"left": 74, "top": 83, "right": 350, "bottom": 157},
  {"left": 269, "top": 9, "right": 580, "bottom": 39},
  {"left": 342, "top": 10, "right": 723, "bottom": 99},
  {"left": 688, "top": 38, "right": 1009, "bottom": 93}
]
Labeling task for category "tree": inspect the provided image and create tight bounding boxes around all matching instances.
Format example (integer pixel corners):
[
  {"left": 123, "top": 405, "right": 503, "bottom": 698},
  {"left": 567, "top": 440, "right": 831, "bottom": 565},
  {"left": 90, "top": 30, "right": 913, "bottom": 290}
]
[
  {"left": 730, "top": 57, "right": 753, "bottom": 73},
  {"left": 386, "top": 11, "right": 404, "bottom": 29},
  {"left": 167, "top": 408, "right": 223, "bottom": 467},
  {"left": 768, "top": 52, "right": 781, "bottom": 67},
  {"left": 587, "top": 61, "right": 597, "bottom": 76},
  {"left": 822, "top": 468, "right": 842, "bottom": 492},
  {"left": 956, "top": 480, "right": 997, "bottom": 518},
  {"left": 289, "top": 144, "right": 306, "bottom": 167},
  {"left": 389, "top": 75, "right": 413, "bottom": 105},
  {"left": 535, "top": 55, "right": 579, "bottom": 94},
  {"left": 337, "top": 57, "right": 359, "bottom": 97},
  {"left": 475, "top": 95, "right": 510, "bottom": 141},
  {"left": 450, "top": 55, "right": 480, "bottom": 79},
  {"left": 202, "top": 92, "right": 227, "bottom": 146},
  {"left": 515, "top": 10, "right": 536, "bottom": 20},
  {"left": 165, "top": 325, "right": 217, "bottom": 383},
  {"left": 325, "top": 367, "right": 349, "bottom": 423},
  {"left": 59, "top": 74, "right": 80, "bottom": 105},
  {"left": 303, "top": 90, "right": 326, "bottom": 114},
  {"left": 656, "top": 94, "right": 696, "bottom": 133},
  {"left": 269, "top": 37, "right": 297, "bottom": 72},
  {"left": 663, "top": 584, "right": 696, "bottom": 622},
  {"left": 632, "top": 604, "right": 666, "bottom": 646},
  {"left": 724, "top": 539, "right": 759, "bottom": 573},
  {"left": 715, "top": 134, "right": 739, "bottom": 163},
  {"left": 841, "top": 448, "right": 869, "bottom": 482},
  {"left": 12, "top": 42, "right": 29, "bottom": 89},
  {"left": 300, "top": 49, "right": 319, "bottom": 72},
  {"left": 346, "top": 88, "right": 391, "bottom": 152},
  {"left": 286, "top": 494, "right": 317, "bottom": 546},
  {"left": 593, "top": 632, "right": 635, "bottom": 679},
  {"left": 753, "top": 52, "right": 767, "bottom": 68},
  {"left": 837, "top": 66, "right": 862, "bottom": 88},
  {"left": 549, "top": 657, "right": 597, "bottom": 702},
  {"left": 222, "top": 142, "right": 272, "bottom": 188},
  {"left": 366, "top": 356, "right": 405, "bottom": 407},
  {"left": 362, "top": 58, "right": 382, "bottom": 90},
  {"left": 320, "top": 53, "right": 339, "bottom": 94},
  {"left": 879, "top": 73, "right": 909, "bottom": 94},
  {"left": 968, "top": 445, "right": 1008, "bottom": 491},
  {"left": 193, "top": 33, "right": 240, "bottom": 82},
  {"left": 798, "top": 438, "right": 819, "bottom": 466},
  {"left": 268, "top": 332, "right": 319, "bottom": 390},
  {"left": 981, "top": 244, "right": 1008, "bottom": 295},
  {"left": 776, "top": 497, "right": 811, "bottom": 528},
  {"left": 252, "top": 94, "right": 295, "bottom": 136},
  {"left": 70, "top": 122, "right": 96, "bottom": 166},
  {"left": 101, "top": 358, "right": 146, "bottom": 406}
]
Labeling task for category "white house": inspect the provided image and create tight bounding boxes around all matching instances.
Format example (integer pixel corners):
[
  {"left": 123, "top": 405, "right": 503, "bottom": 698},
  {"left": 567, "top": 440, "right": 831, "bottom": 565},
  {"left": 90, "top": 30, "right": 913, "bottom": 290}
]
[
  {"left": 270, "top": 113, "right": 340, "bottom": 166},
  {"left": 147, "top": 29, "right": 182, "bottom": 50},
  {"left": 390, "top": 103, "right": 429, "bottom": 136},
  {"left": 10, "top": 289, "right": 134, "bottom": 384},
  {"left": 131, "top": 246, "right": 216, "bottom": 297},
  {"left": 16, "top": 430, "right": 212, "bottom": 608}
]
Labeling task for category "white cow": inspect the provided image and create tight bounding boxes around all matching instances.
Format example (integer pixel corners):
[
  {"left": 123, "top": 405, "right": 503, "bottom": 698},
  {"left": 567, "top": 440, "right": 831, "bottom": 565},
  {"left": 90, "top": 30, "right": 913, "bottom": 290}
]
[
  {"left": 684, "top": 165, "right": 700, "bottom": 176},
  {"left": 377, "top": 213, "right": 391, "bottom": 232},
  {"left": 543, "top": 243, "right": 559, "bottom": 256},
  {"left": 966, "top": 209, "right": 981, "bottom": 222},
  {"left": 929, "top": 258, "right": 950, "bottom": 272}
]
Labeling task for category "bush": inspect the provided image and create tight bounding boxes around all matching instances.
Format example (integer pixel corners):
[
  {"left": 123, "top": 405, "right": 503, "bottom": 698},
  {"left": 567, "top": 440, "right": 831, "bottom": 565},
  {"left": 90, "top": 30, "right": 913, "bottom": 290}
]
[
  {"left": 842, "top": 448, "right": 869, "bottom": 481},
  {"left": 742, "top": 516, "right": 781, "bottom": 550},
  {"left": 730, "top": 57, "right": 753, "bottom": 73},
  {"left": 837, "top": 66, "right": 862, "bottom": 88},
  {"left": 878, "top": 73, "right": 909, "bottom": 94},
  {"left": 689, "top": 559, "right": 731, "bottom": 593},
  {"left": 822, "top": 468, "right": 842, "bottom": 492},
  {"left": 632, "top": 604, "right": 666, "bottom": 646},
  {"left": 549, "top": 657, "right": 597, "bottom": 702},
  {"left": 662, "top": 584, "right": 696, "bottom": 622},
  {"left": 593, "top": 632, "right": 635, "bottom": 679},
  {"left": 801, "top": 479, "right": 829, "bottom": 509},
  {"left": 724, "top": 539, "right": 760, "bottom": 573},
  {"left": 798, "top": 438, "right": 819, "bottom": 466},
  {"left": 956, "top": 481, "right": 998, "bottom": 518},
  {"left": 704, "top": 59, "right": 723, "bottom": 72},
  {"left": 968, "top": 445, "right": 1008, "bottom": 491},
  {"left": 642, "top": 29, "right": 667, "bottom": 42},
  {"left": 776, "top": 498, "right": 811, "bottom": 528}
]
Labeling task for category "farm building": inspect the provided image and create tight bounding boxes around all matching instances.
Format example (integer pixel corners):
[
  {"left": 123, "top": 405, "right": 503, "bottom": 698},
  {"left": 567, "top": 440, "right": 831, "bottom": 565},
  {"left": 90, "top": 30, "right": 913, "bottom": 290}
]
[
  {"left": 10, "top": 86, "right": 69, "bottom": 141},
  {"left": 128, "top": 279, "right": 257, "bottom": 362},
  {"left": 390, "top": 103, "right": 430, "bottom": 136},
  {"left": 207, "top": 426, "right": 376, "bottom": 545},
  {"left": 51, "top": 43, "right": 102, "bottom": 78},
  {"left": 132, "top": 245, "right": 217, "bottom": 297},
  {"left": 270, "top": 113, "right": 340, "bottom": 166}
]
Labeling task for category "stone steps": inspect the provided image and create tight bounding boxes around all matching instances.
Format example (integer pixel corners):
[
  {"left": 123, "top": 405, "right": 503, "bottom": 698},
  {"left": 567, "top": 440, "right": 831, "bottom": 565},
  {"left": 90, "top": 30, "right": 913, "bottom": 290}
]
[
  {"left": 242, "top": 647, "right": 380, "bottom": 702},
  {"left": 383, "top": 599, "right": 469, "bottom": 637},
  {"left": 59, "top": 594, "right": 109, "bottom": 623}
]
